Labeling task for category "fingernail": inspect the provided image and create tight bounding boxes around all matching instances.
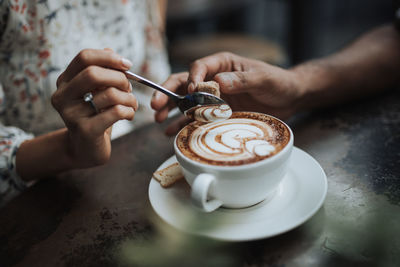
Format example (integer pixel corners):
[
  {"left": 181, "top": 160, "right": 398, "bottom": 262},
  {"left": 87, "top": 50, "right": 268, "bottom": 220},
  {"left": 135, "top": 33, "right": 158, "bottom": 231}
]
[
  {"left": 128, "top": 82, "right": 132, "bottom": 92},
  {"left": 121, "top": 57, "right": 133, "bottom": 69}
]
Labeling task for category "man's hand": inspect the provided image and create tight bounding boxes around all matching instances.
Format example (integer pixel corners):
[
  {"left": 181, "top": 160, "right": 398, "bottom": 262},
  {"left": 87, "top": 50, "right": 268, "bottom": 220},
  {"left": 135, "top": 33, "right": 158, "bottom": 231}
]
[{"left": 151, "top": 52, "right": 305, "bottom": 134}]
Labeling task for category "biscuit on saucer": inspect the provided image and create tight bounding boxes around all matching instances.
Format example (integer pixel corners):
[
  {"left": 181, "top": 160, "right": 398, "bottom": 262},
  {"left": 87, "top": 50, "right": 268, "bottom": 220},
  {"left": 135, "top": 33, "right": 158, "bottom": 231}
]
[{"left": 153, "top": 162, "right": 184, "bottom": 188}]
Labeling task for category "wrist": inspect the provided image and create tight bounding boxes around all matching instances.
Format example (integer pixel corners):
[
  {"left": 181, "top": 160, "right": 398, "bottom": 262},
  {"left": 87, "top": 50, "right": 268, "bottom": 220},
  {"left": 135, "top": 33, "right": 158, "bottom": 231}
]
[
  {"left": 289, "top": 60, "right": 330, "bottom": 113},
  {"left": 16, "top": 128, "right": 76, "bottom": 181},
  {"left": 61, "top": 128, "right": 81, "bottom": 169},
  {"left": 287, "top": 67, "right": 310, "bottom": 113}
]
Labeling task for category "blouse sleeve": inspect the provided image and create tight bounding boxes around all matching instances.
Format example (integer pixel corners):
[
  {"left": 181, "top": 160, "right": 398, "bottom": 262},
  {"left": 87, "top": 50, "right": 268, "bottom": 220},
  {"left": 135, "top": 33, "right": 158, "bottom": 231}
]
[
  {"left": 0, "top": 88, "right": 34, "bottom": 206},
  {"left": 0, "top": 125, "right": 34, "bottom": 205}
]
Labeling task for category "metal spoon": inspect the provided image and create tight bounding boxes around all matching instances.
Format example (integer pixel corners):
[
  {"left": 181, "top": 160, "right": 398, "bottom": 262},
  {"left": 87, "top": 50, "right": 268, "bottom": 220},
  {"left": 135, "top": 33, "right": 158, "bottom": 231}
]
[{"left": 124, "top": 70, "right": 226, "bottom": 114}]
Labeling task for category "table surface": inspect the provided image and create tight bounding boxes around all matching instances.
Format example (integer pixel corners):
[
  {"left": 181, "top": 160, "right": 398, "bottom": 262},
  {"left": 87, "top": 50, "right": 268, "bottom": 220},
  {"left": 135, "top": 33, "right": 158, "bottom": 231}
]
[{"left": 1, "top": 90, "right": 399, "bottom": 267}]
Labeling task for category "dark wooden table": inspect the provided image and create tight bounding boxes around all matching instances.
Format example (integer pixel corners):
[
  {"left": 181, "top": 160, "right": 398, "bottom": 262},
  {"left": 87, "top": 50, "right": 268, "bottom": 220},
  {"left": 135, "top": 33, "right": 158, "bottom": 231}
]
[{"left": 1, "top": 90, "right": 399, "bottom": 267}]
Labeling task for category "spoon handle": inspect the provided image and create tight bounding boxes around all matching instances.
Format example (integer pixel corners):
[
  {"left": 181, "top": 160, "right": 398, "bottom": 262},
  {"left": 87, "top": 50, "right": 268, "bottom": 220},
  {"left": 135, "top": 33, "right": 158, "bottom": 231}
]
[{"left": 124, "top": 70, "right": 182, "bottom": 100}]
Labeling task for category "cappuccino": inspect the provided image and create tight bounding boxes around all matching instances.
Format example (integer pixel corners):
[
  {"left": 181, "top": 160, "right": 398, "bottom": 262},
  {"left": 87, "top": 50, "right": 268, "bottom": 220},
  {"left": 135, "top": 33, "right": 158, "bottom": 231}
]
[{"left": 176, "top": 112, "right": 290, "bottom": 166}]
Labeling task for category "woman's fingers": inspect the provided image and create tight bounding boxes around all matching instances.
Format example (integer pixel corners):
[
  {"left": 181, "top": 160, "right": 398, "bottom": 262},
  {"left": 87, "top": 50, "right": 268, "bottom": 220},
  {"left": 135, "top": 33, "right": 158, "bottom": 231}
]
[
  {"left": 92, "top": 87, "right": 138, "bottom": 112},
  {"left": 90, "top": 105, "right": 136, "bottom": 135},
  {"left": 77, "top": 105, "right": 136, "bottom": 137},
  {"left": 54, "top": 86, "right": 138, "bottom": 130},
  {"left": 58, "top": 66, "right": 132, "bottom": 100},
  {"left": 57, "top": 49, "right": 132, "bottom": 86}
]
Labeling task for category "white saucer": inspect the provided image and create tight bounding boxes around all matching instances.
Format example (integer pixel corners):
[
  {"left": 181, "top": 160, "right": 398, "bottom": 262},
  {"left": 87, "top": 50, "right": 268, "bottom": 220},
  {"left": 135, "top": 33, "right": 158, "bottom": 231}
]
[{"left": 148, "top": 147, "right": 327, "bottom": 242}]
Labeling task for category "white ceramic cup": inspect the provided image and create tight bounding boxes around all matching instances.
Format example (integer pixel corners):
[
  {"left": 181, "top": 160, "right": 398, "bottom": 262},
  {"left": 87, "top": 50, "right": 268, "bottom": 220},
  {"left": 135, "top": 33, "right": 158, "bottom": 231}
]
[{"left": 174, "top": 114, "right": 294, "bottom": 212}]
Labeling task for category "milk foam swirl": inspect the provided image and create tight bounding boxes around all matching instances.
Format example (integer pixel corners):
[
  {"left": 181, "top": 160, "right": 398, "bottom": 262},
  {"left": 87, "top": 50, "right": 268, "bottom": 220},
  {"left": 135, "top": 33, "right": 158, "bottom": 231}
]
[
  {"left": 188, "top": 118, "right": 276, "bottom": 163},
  {"left": 186, "top": 104, "right": 232, "bottom": 123}
]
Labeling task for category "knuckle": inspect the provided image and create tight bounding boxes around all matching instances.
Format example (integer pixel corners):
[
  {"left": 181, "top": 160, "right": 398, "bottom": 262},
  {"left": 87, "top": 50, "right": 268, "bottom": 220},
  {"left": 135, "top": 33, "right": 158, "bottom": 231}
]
[
  {"left": 127, "top": 108, "right": 135, "bottom": 120},
  {"left": 220, "top": 51, "right": 233, "bottom": 57},
  {"left": 76, "top": 49, "right": 93, "bottom": 65},
  {"left": 220, "top": 51, "right": 234, "bottom": 61},
  {"left": 51, "top": 91, "right": 65, "bottom": 110},
  {"left": 104, "top": 88, "right": 118, "bottom": 104},
  {"left": 111, "top": 104, "right": 125, "bottom": 118},
  {"left": 190, "top": 59, "right": 203, "bottom": 68},
  {"left": 56, "top": 72, "right": 65, "bottom": 87},
  {"left": 130, "top": 94, "right": 138, "bottom": 107},
  {"left": 116, "top": 70, "right": 126, "bottom": 81},
  {"left": 61, "top": 106, "right": 75, "bottom": 121},
  {"left": 235, "top": 71, "right": 247, "bottom": 83},
  {"left": 50, "top": 92, "right": 59, "bottom": 108},
  {"left": 129, "top": 112, "right": 135, "bottom": 121},
  {"left": 83, "top": 66, "right": 100, "bottom": 81},
  {"left": 117, "top": 73, "right": 130, "bottom": 90}
]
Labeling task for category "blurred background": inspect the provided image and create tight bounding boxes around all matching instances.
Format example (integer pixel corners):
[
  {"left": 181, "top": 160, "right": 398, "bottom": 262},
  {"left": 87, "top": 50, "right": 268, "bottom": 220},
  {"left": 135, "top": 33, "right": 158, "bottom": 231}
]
[{"left": 165, "top": 0, "right": 395, "bottom": 72}]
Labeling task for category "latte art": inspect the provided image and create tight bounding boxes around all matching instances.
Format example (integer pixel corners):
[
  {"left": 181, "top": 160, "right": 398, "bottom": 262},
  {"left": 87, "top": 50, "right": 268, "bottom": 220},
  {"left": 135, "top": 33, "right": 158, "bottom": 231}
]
[
  {"left": 185, "top": 104, "right": 232, "bottom": 123},
  {"left": 190, "top": 118, "right": 276, "bottom": 162},
  {"left": 177, "top": 112, "right": 290, "bottom": 166}
]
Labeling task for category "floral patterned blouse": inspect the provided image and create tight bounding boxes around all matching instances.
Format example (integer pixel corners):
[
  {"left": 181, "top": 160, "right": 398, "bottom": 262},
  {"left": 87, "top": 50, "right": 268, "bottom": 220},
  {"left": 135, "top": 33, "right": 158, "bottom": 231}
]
[{"left": 0, "top": 0, "right": 170, "bottom": 205}]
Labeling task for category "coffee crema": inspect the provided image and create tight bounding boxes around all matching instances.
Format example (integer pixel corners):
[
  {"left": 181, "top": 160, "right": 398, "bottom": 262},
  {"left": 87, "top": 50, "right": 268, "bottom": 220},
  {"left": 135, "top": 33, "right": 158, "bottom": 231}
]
[{"left": 176, "top": 112, "right": 290, "bottom": 166}]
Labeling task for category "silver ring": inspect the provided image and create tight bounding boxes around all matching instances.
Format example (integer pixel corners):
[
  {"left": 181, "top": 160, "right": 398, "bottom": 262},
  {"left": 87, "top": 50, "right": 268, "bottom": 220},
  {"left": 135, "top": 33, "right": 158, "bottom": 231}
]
[{"left": 83, "top": 92, "right": 99, "bottom": 114}]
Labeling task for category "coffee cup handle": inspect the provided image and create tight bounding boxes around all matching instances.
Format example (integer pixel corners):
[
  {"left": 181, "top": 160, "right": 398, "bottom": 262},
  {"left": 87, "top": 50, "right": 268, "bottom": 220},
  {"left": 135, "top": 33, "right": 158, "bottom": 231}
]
[{"left": 191, "top": 173, "right": 223, "bottom": 212}]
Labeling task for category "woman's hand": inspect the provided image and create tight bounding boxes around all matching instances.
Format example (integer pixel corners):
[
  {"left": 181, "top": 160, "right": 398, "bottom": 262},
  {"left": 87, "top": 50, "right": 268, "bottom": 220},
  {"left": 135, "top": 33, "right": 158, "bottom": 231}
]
[
  {"left": 151, "top": 52, "right": 305, "bottom": 135},
  {"left": 51, "top": 48, "right": 138, "bottom": 168}
]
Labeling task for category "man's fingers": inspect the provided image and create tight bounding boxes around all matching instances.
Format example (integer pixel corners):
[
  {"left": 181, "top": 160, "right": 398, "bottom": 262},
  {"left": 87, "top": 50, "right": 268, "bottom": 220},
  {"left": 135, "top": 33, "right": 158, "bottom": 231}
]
[
  {"left": 187, "top": 52, "right": 238, "bottom": 92},
  {"left": 57, "top": 48, "right": 132, "bottom": 86},
  {"left": 151, "top": 72, "right": 188, "bottom": 110},
  {"left": 162, "top": 72, "right": 189, "bottom": 91},
  {"left": 154, "top": 100, "right": 176, "bottom": 122},
  {"left": 151, "top": 91, "right": 169, "bottom": 110},
  {"left": 214, "top": 70, "right": 273, "bottom": 95},
  {"left": 154, "top": 107, "right": 170, "bottom": 123},
  {"left": 214, "top": 72, "right": 247, "bottom": 94}
]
